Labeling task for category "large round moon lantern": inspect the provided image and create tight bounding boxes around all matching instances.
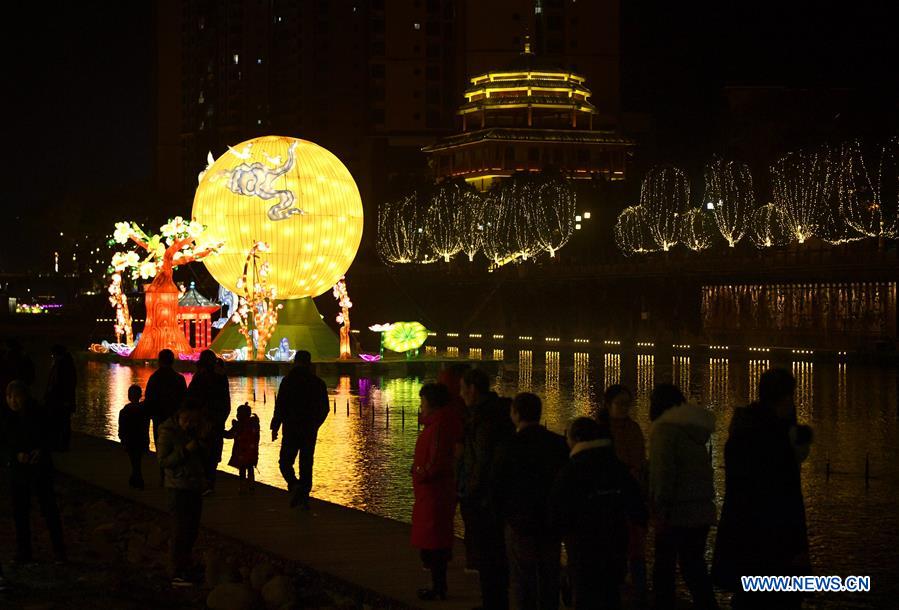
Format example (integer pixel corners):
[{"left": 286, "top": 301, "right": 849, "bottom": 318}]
[{"left": 192, "top": 136, "right": 363, "bottom": 358}]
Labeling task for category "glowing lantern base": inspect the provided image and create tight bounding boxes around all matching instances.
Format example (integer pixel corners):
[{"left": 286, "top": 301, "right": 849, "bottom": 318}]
[
  {"left": 210, "top": 297, "right": 339, "bottom": 361},
  {"left": 131, "top": 277, "right": 194, "bottom": 360}
]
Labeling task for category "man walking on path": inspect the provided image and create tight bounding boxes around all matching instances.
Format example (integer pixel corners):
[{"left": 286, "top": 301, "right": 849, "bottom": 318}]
[{"left": 271, "top": 350, "right": 329, "bottom": 509}]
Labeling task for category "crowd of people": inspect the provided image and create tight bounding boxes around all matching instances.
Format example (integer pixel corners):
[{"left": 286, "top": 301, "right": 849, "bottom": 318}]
[
  {"left": 409, "top": 364, "right": 814, "bottom": 610},
  {"left": 0, "top": 340, "right": 814, "bottom": 609}
]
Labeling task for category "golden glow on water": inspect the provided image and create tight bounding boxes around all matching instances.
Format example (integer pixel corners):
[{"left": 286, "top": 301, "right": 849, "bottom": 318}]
[
  {"left": 748, "top": 360, "right": 769, "bottom": 402},
  {"left": 636, "top": 354, "right": 654, "bottom": 400},
  {"left": 603, "top": 353, "right": 621, "bottom": 388},
  {"left": 573, "top": 352, "right": 590, "bottom": 401},
  {"left": 518, "top": 350, "right": 533, "bottom": 391},
  {"left": 707, "top": 357, "right": 729, "bottom": 408},
  {"left": 793, "top": 361, "right": 814, "bottom": 421},
  {"left": 492, "top": 349, "right": 504, "bottom": 361},
  {"left": 424, "top": 345, "right": 437, "bottom": 356},
  {"left": 672, "top": 356, "right": 691, "bottom": 396},
  {"left": 446, "top": 346, "right": 459, "bottom": 358},
  {"left": 468, "top": 347, "right": 482, "bottom": 360},
  {"left": 837, "top": 362, "right": 847, "bottom": 412},
  {"left": 545, "top": 351, "right": 560, "bottom": 391}
]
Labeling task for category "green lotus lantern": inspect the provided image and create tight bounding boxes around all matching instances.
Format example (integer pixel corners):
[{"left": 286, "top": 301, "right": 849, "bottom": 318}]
[{"left": 370, "top": 321, "right": 429, "bottom": 358}]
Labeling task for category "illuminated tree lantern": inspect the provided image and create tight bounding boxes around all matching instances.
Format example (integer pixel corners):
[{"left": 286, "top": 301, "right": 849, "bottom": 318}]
[
  {"left": 614, "top": 205, "right": 655, "bottom": 255},
  {"left": 641, "top": 166, "right": 690, "bottom": 251},
  {"left": 332, "top": 276, "right": 353, "bottom": 359},
  {"left": 109, "top": 218, "right": 221, "bottom": 360},
  {"left": 192, "top": 136, "right": 364, "bottom": 359}
]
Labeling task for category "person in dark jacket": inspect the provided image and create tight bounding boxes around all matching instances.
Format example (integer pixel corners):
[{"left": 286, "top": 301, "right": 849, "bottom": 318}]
[
  {"left": 145, "top": 349, "right": 187, "bottom": 441},
  {"left": 648, "top": 384, "right": 718, "bottom": 610},
  {"left": 119, "top": 384, "right": 150, "bottom": 489},
  {"left": 157, "top": 398, "right": 207, "bottom": 585},
  {"left": 458, "top": 368, "right": 514, "bottom": 610},
  {"left": 4, "top": 380, "right": 66, "bottom": 563},
  {"left": 549, "top": 417, "right": 647, "bottom": 610},
  {"left": 45, "top": 345, "right": 77, "bottom": 451},
  {"left": 411, "top": 383, "right": 463, "bottom": 601},
  {"left": 271, "top": 350, "right": 329, "bottom": 509},
  {"left": 145, "top": 349, "right": 187, "bottom": 484},
  {"left": 2, "top": 339, "right": 36, "bottom": 389},
  {"left": 712, "top": 368, "right": 811, "bottom": 610},
  {"left": 185, "top": 349, "right": 230, "bottom": 494},
  {"left": 491, "top": 392, "right": 569, "bottom": 610}
]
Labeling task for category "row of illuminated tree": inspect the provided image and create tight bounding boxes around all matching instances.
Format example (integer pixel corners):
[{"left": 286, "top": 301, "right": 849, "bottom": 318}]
[
  {"left": 615, "top": 138, "right": 898, "bottom": 255},
  {"left": 377, "top": 171, "right": 579, "bottom": 265}
]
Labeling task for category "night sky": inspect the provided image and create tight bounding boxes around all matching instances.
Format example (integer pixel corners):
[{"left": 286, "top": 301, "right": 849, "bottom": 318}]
[{"left": 2, "top": 0, "right": 896, "bottom": 272}]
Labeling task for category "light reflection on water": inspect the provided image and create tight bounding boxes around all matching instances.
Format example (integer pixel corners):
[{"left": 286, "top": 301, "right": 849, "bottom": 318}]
[{"left": 74, "top": 351, "right": 899, "bottom": 607}]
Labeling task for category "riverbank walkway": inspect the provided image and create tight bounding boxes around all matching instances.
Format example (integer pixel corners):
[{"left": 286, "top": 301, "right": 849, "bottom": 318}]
[{"left": 57, "top": 432, "right": 480, "bottom": 610}]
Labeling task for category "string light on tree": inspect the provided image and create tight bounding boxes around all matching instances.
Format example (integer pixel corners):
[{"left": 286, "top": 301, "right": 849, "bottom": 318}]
[
  {"left": 838, "top": 137, "right": 899, "bottom": 240},
  {"left": 377, "top": 194, "right": 436, "bottom": 264},
  {"left": 771, "top": 147, "right": 838, "bottom": 244},
  {"left": 748, "top": 203, "right": 791, "bottom": 248},
  {"left": 640, "top": 166, "right": 690, "bottom": 251},
  {"left": 107, "top": 272, "right": 133, "bottom": 346},
  {"left": 704, "top": 158, "right": 753, "bottom": 247},
  {"left": 425, "top": 179, "right": 473, "bottom": 262},
  {"left": 531, "top": 170, "right": 577, "bottom": 258},
  {"left": 460, "top": 188, "right": 486, "bottom": 262},
  {"left": 614, "top": 205, "right": 655, "bottom": 255},
  {"left": 679, "top": 208, "right": 716, "bottom": 252}
]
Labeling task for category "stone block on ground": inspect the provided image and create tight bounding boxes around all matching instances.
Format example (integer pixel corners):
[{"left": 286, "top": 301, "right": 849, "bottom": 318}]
[
  {"left": 250, "top": 561, "right": 276, "bottom": 591},
  {"left": 261, "top": 574, "right": 290, "bottom": 608},
  {"left": 206, "top": 582, "right": 256, "bottom": 610}
]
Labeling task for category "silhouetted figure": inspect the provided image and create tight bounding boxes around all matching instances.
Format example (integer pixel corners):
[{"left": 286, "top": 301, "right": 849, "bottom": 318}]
[
  {"left": 186, "top": 349, "right": 230, "bottom": 494},
  {"left": 411, "top": 383, "right": 463, "bottom": 601},
  {"left": 145, "top": 349, "right": 187, "bottom": 484},
  {"left": 458, "top": 368, "right": 514, "bottom": 610},
  {"left": 45, "top": 345, "right": 77, "bottom": 451},
  {"left": 492, "top": 392, "right": 568, "bottom": 610},
  {"left": 648, "top": 384, "right": 718, "bottom": 610},
  {"left": 223, "top": 403, "right": 260, "bottom": 494},
  {"left": 4, "top": 380, "right": 66, "bottom": 563},
  {"left": 119, "top": 384, "right": 150, "bottom": 489},
  {"left": 599, "top": 385, "right": 648, "bottom": 603},
  {"left": 2, "top": 339, "right": 35, "bottom": 389},
  {"left": 271, "top": 350, "right": 329, "bottom": 509},
  {"left": 549, "top": 417, "right": 646, "bottom": 610},
  {"left": 157, "top": 399, "right": 207, "bottom": 586},
  {"left": 713, "top": 368, "right": 812, "bottom": 610}
]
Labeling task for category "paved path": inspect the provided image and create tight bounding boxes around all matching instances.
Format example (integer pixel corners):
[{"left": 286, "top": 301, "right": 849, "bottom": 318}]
[{"left": 56, "top": 433, "right": 481, "bottom": 610}]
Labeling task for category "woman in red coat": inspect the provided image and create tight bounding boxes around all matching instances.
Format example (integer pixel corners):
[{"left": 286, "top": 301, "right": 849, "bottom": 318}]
[{"left": 412, "top": 383, "right": 462, "bottom": 601}]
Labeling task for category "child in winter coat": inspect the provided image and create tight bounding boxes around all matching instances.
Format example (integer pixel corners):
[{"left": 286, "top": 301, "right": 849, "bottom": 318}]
[
  {"left": 223, "top": 403, "right": 259, "bottom": 493},
  {"left": 119, "top": 384, "right": 150, "bottom": 489}
]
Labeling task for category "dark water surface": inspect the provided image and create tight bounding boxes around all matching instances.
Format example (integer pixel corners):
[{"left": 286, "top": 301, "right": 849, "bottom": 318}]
[{"left": 72, "top": 349, "right": 899, "bottom": 608}]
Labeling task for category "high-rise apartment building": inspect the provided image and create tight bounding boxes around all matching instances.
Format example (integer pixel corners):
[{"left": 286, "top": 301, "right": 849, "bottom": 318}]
[{"left": 155, "top": 0, "right": 622, "bottom": 245}]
